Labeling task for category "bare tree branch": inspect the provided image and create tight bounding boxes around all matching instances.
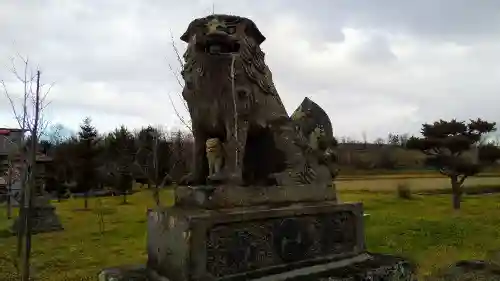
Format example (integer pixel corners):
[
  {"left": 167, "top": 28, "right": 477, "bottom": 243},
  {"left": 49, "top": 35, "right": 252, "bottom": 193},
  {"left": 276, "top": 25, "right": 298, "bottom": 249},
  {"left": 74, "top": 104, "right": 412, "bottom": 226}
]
[
  {"left": 165, "top": 29, "right": 191, "bottom": 132},
  {"left": 1, "top": 81, "right": 23, "bottom": 128},
  {"left": 167, "top": 61, "right": 184, "bottom": 90},
  {"left": 165, "top": 57, "right": 189, "bottom": 112},
  {"left": 40, "top": 82, "right": 55, "bottom": 109},
  {"left": 21, "top": 70, "right": 42, "bottom": 281},
  {"left": 167, "top": 93, "right": 192, "bottom": 133},
  {"left": 1, "top": 53, "right": 54, "bottom": 281},
  {"left": 37, "top": 116, "right": 50, "bottom": 139},
  {"left": 458, "top": 175, "right": 467, "bottom": 185},
  {"left": 169, "top": 31, "right": 185, "bottom": 76}
]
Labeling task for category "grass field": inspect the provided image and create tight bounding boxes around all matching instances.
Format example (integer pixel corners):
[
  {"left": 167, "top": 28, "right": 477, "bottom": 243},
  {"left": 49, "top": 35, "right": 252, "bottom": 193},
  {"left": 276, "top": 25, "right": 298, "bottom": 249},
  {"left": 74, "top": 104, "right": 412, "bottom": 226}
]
[{"left": 0, "top": 175, "right": 500, "bottom": 280}]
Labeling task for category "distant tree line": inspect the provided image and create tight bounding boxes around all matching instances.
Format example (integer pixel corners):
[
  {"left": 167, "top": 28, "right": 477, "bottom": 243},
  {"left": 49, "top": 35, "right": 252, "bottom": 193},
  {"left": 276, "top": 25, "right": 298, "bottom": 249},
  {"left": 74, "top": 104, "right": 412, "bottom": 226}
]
[
  {"left": 27, "top": 117, "right": 500, "bottom": 209},
  {"left": 38, "top": 121, "right": 419, "bottom": 198},
  {"left": 35, "top": 117, "right": 192, "bottom": 206}
]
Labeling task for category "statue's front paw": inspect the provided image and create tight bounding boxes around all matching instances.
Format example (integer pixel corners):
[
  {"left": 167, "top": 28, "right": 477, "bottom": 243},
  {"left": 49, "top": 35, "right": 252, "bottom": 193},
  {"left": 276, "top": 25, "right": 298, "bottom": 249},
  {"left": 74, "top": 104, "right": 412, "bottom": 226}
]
[
  {"left": 207, "top": 172, "right": 226, "bottom": 184},
  {"left": 179, "top": 173, "right": 202, "bottom": 186}
]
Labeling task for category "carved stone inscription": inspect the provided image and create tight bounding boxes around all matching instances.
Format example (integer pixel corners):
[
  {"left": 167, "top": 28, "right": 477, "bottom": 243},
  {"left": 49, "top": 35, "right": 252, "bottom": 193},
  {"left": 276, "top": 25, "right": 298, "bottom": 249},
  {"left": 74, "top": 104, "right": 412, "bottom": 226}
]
[{"left": 205, "top": 211, "right": 357, "bottom": 277}]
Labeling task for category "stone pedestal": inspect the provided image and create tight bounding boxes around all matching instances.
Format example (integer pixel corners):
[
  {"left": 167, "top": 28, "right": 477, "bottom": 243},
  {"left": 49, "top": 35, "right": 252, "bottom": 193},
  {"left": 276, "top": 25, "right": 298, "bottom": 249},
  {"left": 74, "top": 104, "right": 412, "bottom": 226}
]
[
  {"left": 11, "top": 196, "right": 63, "bottom": 235},
  {"left": 147, "top": 201, "right": 364, "bottom": 280},
  {"left": 99, "top": 185, "right": 415, "bottom": 281}
]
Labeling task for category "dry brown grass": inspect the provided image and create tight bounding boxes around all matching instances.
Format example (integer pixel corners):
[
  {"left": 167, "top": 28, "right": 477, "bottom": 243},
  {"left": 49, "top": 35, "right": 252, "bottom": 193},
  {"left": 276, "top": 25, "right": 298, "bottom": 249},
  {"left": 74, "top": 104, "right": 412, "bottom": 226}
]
[{"left": 337, "top": 176, "right": 500, "bottom": 192}]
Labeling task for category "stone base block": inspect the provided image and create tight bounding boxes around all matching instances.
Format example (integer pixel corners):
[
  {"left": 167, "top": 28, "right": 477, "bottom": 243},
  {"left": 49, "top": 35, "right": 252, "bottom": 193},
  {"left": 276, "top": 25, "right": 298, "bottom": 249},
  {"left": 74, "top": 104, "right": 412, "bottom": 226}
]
[
  {"left": 98, "top": 253, "right": 416, "bottom": 281},
  {"left": 146, "top": 201, "right": 364, "bottom": 281},
  {"left": 175, "top": 184, "right": 337, "bottom": 209}
]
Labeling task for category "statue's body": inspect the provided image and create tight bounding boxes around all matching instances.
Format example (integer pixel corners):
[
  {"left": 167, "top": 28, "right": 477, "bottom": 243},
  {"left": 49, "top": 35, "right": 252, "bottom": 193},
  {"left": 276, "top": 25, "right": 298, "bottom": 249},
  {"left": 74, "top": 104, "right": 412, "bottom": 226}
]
[
  {"left": 180, "top": 14, "right": 338, "bottom": 187},
  {"left": 291, "top": 97, "right": 339, "bottom": 179}
]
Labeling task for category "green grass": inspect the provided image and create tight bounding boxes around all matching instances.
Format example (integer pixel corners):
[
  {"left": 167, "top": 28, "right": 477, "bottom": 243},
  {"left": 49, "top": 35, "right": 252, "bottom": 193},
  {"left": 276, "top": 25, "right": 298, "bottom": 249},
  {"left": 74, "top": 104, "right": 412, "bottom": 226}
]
[
  {"left": 341, "top": 192, "right": 500, "bottom": 276},
  {"left": 1, "top": 188, "right": 500, "bottom": 280},
  {"left": 0, "top": 190, "right": 174, "bottom": 281}
]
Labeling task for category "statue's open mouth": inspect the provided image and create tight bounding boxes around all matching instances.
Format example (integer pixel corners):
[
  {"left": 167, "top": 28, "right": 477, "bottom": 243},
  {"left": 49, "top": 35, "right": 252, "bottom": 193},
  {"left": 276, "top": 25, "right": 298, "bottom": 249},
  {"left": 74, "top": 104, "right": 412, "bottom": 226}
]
[{"left": 198, "top": 34, "right": 240, "bottom": 55}]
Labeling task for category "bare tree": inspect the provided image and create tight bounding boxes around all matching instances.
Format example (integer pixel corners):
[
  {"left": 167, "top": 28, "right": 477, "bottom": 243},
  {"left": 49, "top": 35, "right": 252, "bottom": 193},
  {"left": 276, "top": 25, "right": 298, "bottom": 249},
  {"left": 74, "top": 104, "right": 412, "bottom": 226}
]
[
  {"left": 134, "top": 126, "right": 172, "bottom": 207},
  {"left": 95, "top": 197, "right": 106, "bottom": 234},
  {"left": 1, "top": 54, "right": 52, "bottom": 281},
  {"left": 47, "top": 123, "right": 65, "bottom": 145},
  {"left": 2, "top": 55, "right": 52, "bottom": 139},
  {"left": 387, "top": 133, "right": 400, "bottom": 146},
  {"left": 399, "top": 133, "right": 409, "bottom": 147},
  {"left": 166, "top": 31, "right": 192, "bottom": 133},
  {"left": 374, "top": 138, "right": 385, "bottom": 146}
]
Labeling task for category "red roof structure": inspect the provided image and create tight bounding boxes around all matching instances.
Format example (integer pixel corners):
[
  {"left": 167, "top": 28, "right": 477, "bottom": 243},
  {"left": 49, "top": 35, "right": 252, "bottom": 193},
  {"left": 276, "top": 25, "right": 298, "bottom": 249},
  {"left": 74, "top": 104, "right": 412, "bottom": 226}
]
[
  {"left": 0, "top": 129, "right": 10, "bottom": 136},
  {"left": 0, "top": 128, "right": 25, "bottom": 133}
]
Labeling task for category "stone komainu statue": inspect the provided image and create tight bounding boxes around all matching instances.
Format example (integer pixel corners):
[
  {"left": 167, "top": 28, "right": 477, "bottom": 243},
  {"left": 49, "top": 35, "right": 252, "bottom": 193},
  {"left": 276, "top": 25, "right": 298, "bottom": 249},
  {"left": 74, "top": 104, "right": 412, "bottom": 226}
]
[
  {"left": 291, "top": 97, "right": 339, "bottom": 179},
  {"left": 180, "top": 14, "right": 337, "bottom": 187}
]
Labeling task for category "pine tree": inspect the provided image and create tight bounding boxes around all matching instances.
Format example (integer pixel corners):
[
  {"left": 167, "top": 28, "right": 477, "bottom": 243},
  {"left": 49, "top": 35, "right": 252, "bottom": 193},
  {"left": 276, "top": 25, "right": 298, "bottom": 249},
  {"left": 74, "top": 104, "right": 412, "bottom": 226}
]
[
  {"left": 76, "top": 117, "right": 98, "bottom": 209},
  {"left": 407, "top": 118, "right": 500, "bottom": 209},
  {"left": 108, "top": 125, "right": 135, "bottom": 204}
]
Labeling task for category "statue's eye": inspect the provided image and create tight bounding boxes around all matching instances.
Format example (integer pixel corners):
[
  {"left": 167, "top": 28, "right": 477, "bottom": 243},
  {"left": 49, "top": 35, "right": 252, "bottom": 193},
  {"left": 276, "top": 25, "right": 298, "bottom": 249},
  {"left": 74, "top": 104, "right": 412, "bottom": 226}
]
[
  {"left": 236, "top": 88, "right": 250, "bottom": 99},
  {"left": 227, "top": 26, "right": 236, "bottom": 34},
  {"left": 238, "top": 91, "right": 247, "bottom": 99}
]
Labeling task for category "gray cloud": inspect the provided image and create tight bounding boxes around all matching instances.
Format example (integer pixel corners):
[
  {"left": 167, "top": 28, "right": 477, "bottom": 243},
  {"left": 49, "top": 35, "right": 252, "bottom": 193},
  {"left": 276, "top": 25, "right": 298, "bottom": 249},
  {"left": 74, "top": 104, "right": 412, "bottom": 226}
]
[
  {"left": 285, "top": 0, "right": 500, "bottom": 42},
  {"left": 1, "top": 0, "right": 500, "bottom": 141}
]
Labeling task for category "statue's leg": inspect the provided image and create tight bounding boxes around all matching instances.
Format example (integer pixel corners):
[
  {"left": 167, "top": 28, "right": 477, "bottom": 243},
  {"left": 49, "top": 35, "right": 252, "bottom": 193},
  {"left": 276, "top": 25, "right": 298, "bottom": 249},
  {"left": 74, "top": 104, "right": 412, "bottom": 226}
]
[
  {"left": 207, "top": 154, "right": 214, "bottom": 177},
  {"left": 269, "top": 122, "right": 309, "bottom": 185},
  {"left": 180, "top": 128, "right": 207, "bottom": 185},
  {"left": 224, "top": 121, "right": 248, "bottom": 185},
  {"left": 207, "top": 155, "right": 223, "bottom": 183},
  {"left": 194, "top": 129, "right": 208, "bottom": 183},
  {"left": 214, "top": 157, "right": 223, "bottom": 174}
]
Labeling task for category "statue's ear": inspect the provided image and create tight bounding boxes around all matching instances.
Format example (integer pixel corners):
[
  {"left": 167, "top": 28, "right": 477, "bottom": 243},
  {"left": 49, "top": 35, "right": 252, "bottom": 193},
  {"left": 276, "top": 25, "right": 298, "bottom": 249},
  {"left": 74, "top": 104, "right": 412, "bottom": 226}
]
[
  {"left": 181, "top": 19, "right": 203, "bottom": 43},
  {"left": 180, "top": 30, "right": 190, "bottom": 43},
  {"left": 180, "top": 26, "right": 193, "bottom": 42},
  {"left": 243, "top": 19, "right": 266, "bottom": 45}
]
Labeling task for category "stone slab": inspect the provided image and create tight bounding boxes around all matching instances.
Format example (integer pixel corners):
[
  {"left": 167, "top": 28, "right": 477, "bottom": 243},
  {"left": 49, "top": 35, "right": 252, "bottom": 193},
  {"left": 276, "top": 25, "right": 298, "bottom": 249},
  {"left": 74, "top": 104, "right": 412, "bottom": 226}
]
[
  {"left": 98, "top": 253, "right": 415, "bottom": 281},
  {"left": 174, "top": 184, "right": 337, "bottom": 209},
  {"left": 146, "top": 201, "right": 363, "bottom": 281}
]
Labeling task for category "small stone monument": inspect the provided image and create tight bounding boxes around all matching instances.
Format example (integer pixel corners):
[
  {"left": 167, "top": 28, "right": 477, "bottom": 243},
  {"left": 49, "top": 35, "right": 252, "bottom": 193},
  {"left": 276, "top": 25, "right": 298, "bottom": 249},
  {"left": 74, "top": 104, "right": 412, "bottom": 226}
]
[
  {"left": 11, "top": 153, "right": 63, "bottom": 234},
  {"left": 11, "top": 195, "right": 64, "bottom": 234},
  {"left": 99, "top": 14, "right": 415, "bottom": 281}
]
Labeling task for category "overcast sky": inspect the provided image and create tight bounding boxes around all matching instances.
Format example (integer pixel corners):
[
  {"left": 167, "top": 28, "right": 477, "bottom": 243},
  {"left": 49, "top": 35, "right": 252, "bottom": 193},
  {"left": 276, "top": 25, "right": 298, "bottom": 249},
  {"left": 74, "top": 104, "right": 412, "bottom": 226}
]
[{"left": 1, "top": 0, "right": 500, "bottom": 141}]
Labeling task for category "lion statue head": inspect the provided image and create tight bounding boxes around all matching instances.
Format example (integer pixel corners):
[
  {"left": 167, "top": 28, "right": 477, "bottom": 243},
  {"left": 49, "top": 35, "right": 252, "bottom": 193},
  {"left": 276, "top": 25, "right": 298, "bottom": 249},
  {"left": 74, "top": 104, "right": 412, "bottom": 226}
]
[{"left": 180, "top": 14, "right": 286, "bottom": 115}]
